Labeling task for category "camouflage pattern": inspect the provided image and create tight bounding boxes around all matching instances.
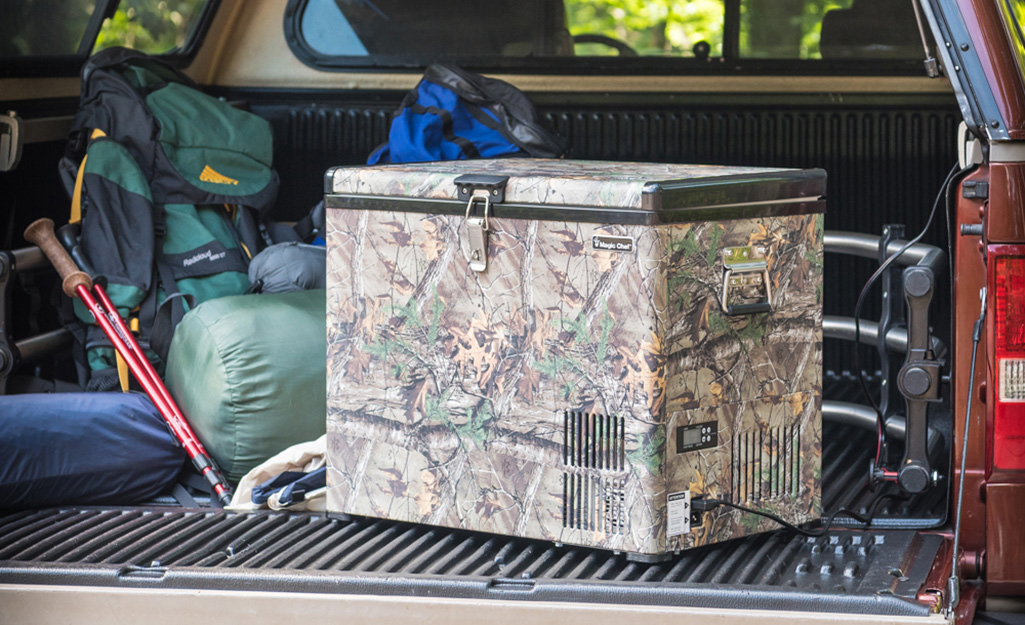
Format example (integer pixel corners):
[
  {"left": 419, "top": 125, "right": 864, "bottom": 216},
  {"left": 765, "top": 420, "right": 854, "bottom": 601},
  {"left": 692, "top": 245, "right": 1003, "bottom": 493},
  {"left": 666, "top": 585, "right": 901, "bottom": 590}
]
[
  {"left": 329, "top": 158, "right": 790, "bottom": 208},
  {"left": 326, "top": 159, "right": 823, "bottom": 556}
]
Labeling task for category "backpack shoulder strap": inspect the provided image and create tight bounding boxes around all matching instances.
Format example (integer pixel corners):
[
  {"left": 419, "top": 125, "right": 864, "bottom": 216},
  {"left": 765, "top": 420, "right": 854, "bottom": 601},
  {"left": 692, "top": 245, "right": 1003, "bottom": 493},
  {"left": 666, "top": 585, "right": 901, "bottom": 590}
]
[
  {"left": 149, "top": 278, "right": 194, "bottom": 364},
  {"left": 293, "top": 201, "right": 325, "bottom": 243},
  {"left": 69, "top": 129, "right": 108, "bottom": 224}
]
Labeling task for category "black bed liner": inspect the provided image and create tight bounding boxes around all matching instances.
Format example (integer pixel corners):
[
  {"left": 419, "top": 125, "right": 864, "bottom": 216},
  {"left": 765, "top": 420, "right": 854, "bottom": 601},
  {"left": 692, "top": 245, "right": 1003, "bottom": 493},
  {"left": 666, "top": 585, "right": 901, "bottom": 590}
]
[
  {"left": 0, "top": 505, "right": 941, "bottom": 617},
  {"left": 0, "top": 388, "right": 949, "bottom": 617},
  {"left": 822, "top": 375, "right": 948, "bottom": 528}
]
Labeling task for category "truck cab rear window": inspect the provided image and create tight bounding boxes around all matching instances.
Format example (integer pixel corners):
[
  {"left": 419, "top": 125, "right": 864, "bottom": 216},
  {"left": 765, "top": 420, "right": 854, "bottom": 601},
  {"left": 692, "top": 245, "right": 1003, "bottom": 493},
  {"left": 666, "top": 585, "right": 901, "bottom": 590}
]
[{"left": 289, "top": 0, "right": 928, "bottom": 71}]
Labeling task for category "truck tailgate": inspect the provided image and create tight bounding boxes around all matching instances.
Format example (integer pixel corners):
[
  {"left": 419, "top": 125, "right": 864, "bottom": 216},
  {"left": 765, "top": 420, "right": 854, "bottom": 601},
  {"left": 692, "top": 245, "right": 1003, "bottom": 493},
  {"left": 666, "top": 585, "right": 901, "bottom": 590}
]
[{"left": 0, "top": 504, "right": 944, "bottom": 622}]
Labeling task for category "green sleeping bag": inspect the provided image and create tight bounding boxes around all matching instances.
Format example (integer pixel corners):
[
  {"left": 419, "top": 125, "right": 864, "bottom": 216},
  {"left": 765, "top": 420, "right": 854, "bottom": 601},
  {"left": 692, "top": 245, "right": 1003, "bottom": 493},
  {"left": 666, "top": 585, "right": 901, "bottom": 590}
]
[{"left": 165, "top": 289, "right": 326, "bottom": 484}]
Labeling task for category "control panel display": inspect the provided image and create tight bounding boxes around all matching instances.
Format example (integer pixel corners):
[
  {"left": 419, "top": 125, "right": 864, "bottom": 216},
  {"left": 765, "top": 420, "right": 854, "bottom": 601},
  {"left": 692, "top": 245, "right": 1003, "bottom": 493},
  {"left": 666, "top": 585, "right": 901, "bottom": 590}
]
[{"left": 676, "top": 422, "right": 717, "bottom": 453}]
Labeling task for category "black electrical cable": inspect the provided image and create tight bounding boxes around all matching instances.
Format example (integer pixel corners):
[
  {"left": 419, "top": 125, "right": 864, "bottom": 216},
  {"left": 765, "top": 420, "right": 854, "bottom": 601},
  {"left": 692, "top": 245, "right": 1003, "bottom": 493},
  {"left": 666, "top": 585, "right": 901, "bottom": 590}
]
[
  {"left": 852, "top": 162, "right": 964, "bottom": 467},
  {"left": 862, "top": 491, "right": 912, "bottom": 519},
  {"left": 693, "top": 498, "right": 871, "bottom": 537}
]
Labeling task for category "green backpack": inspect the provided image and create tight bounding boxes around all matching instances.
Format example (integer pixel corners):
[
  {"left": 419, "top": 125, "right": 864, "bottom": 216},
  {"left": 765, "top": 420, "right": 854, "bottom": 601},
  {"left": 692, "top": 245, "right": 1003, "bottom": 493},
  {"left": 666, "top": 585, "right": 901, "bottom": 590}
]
[{"left": 60, "top": 48, "right": 292, "bottom": 390}]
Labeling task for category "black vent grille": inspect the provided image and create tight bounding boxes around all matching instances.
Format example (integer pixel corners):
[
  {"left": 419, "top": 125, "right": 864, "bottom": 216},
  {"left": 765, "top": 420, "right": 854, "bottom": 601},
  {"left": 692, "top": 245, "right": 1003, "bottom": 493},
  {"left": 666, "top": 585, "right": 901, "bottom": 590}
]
[
  {"left": 562, "top": 475, "right": 627, "bottom": 534},
  {"left": 564, "top": 411, "right": 625, "bottom": 471},
  {"left": 732, "top": 425, "right": 801, "bottom": 505},
  {"left": 562, "top": 411, "right": 627, "bottom": 533}
]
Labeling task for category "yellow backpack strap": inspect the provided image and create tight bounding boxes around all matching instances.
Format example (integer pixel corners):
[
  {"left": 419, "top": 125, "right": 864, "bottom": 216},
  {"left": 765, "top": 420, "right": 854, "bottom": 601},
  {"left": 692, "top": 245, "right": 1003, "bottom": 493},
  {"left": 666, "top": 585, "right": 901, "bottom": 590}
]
[
  {"left": 70, "top": 128, "right": 108, "bottom": 224},
  {"left": 115, "top": 352, "right": 130, "bottom": 392},
  {"left": 116, "top": 314, "right": 141, "bottom": 393}
]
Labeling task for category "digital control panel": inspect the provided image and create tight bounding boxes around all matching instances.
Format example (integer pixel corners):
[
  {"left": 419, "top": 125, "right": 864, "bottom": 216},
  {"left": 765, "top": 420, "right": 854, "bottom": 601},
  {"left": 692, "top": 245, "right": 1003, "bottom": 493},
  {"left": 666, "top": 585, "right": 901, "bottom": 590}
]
[{"left": 676, "top": 422, "right": 717, "bottom": 453}]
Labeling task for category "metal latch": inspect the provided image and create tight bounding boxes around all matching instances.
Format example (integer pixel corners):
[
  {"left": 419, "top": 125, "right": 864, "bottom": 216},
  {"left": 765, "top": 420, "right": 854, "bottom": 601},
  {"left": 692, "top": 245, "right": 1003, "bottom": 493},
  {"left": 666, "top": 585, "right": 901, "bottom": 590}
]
[
  {"left": 455, "top": 174, "right": 508, "bottom": 274},
  {"left": 466, "top": 194, "right": 491, "bottom": 273},
  {"left": 721, "top": 245, "right": 772, "bottom": 316}
]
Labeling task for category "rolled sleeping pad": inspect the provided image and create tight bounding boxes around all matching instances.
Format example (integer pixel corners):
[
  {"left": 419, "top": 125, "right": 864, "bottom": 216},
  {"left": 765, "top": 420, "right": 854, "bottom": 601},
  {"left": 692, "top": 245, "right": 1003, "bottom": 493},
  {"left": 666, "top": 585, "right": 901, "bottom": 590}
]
[{"left": 0, "top": 392, "right": 185, "bottom": 508}]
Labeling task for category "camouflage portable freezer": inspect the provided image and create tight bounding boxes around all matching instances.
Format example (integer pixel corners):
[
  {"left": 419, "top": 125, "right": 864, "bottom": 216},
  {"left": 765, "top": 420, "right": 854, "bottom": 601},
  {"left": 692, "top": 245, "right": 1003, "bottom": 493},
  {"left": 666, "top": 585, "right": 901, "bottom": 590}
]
[{"left": 324, "top": 158, "right": 825, "bottom": 558}]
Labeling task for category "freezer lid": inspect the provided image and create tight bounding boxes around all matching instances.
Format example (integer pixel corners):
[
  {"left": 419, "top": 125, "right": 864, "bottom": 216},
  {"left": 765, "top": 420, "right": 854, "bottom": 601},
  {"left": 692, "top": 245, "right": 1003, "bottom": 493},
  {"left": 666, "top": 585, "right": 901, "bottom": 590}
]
[{"left": 326, "top": 158, "right": 826, "bottom": 224}]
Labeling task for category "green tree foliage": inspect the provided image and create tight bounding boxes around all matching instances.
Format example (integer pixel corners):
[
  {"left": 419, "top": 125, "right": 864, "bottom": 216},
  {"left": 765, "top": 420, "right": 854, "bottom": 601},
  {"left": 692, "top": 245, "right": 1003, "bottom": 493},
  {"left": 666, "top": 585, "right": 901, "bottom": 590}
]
[
  {"left": 564, "top": 0, "right": 852, "bottom": 59},
  {"left": 740, "top": 0, "right": 851, "bottom": 58},
  {"left": 94, "top": 0, "right": 206, "bottom": 54},
  {"left": 566, "top": 0, "right": 724, "bottom": 57}
]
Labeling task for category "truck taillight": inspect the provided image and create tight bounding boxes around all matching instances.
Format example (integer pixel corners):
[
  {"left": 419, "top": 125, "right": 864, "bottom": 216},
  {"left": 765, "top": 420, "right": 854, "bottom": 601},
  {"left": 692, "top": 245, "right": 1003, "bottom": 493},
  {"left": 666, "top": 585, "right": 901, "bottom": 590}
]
[{"left": 993, "top": 253, "right": 1025, "bottom": 470}]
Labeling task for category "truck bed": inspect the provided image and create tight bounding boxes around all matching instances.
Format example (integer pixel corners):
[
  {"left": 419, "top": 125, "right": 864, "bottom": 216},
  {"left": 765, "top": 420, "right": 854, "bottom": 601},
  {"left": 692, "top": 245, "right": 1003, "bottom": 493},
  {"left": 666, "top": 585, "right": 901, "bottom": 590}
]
[{"left": 0, "top": 418, "right": 950, "bottom": 621}]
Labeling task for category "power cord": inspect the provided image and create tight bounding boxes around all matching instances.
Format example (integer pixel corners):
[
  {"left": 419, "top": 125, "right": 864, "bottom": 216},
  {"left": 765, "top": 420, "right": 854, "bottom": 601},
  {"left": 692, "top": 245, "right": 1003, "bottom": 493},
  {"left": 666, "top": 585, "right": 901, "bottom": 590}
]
[{"left": 692, "top": 498, "right": 871, "bottom": 538}]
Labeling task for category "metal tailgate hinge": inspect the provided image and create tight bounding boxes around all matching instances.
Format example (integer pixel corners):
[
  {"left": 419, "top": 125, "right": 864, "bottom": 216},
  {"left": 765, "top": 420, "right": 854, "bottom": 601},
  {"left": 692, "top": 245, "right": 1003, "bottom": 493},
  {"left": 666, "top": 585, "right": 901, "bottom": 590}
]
[
  {"left": 0, "top": 112, "right": 23, "bottom": 172},
  {"left": 0, "top": 111, "right": 74, "bottom": 172},
  {"left": 455, "top": 174, "right": 508, "bottom": 274}
]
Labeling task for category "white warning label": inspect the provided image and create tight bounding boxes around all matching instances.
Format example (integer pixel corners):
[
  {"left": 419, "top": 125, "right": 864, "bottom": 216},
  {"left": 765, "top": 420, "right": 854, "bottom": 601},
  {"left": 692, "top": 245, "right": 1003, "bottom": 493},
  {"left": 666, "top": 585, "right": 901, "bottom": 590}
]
[{"left": 667, "top": 490, "right": 691, "bottom": 537}]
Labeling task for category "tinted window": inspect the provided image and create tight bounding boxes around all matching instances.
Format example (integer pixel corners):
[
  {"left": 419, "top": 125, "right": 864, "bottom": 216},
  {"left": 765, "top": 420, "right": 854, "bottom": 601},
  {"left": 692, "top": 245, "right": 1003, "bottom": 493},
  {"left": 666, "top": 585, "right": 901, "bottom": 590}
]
[
  {"left": 0, "top": 0, "right": 215, "bottom": 77},
  {"left": 739, "top": 0, "right": 924, "bottom": 60},
  {"left": 566, "top": 0, "right": 724, "bottom": 58},
  {"left": 302, "top": 0, "right": 368, "bottom": 56},
  {"left": 93, "top": 0, "right": 213, "bottom": 55},
  {"left": 0, "top": 0, "right": 105, "bottom": 57},
  {"left": 310, "top": 0, "right": 578, "bottom": 58},
  {"left": 291, "top": 0, "right": 928, "bottom": 69},
  {"left": 300, "top": 0, "right": 724, "bottom": 59}
]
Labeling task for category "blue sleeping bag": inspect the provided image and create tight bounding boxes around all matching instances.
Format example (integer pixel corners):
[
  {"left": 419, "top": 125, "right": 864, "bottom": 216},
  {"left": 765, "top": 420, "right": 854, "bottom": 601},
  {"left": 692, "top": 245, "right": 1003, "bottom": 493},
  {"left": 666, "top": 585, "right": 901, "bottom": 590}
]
[{"left": 0, "top": 392, "right": 185, "bottom": 508}]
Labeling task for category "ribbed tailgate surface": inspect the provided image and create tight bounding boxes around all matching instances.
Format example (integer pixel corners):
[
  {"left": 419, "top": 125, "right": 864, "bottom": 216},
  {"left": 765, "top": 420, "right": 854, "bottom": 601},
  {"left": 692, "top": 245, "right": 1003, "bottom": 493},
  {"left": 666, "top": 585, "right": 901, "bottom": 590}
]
[{"left": 0, "top": 505, "right": 941, "bottom": 617}]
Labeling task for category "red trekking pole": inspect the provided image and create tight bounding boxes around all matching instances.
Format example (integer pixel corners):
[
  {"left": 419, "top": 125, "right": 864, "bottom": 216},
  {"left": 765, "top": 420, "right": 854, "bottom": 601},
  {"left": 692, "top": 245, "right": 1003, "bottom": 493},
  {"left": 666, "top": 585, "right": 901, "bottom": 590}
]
[{"left": 24, "top": 218, "right": 233, "bottom": 506}]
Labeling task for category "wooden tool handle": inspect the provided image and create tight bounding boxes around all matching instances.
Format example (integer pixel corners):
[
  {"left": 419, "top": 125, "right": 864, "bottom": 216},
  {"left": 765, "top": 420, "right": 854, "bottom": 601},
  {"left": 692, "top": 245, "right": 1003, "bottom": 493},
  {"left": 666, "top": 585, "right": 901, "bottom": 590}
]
[{"left": 24, "top": 218, "right": 93, "bottom": 297}]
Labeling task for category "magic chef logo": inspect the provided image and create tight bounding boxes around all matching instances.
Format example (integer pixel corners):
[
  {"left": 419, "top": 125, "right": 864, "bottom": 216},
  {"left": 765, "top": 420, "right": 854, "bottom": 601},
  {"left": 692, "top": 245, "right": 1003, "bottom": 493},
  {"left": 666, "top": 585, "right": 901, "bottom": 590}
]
[
  {"left": 182, "top": 248, "right": 227, "bottom": 267},
  {"left": 592, "top": 235, "right": 634, "bottom": 252}
]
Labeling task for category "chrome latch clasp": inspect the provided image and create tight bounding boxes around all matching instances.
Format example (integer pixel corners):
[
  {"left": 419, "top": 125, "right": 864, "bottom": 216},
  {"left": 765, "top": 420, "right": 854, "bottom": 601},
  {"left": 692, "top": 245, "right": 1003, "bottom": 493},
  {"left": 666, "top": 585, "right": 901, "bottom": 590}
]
[
  {"left": 466, "top": 193, "right": 491, "bottom": 273},
  {"left": 454, "top": 173, "right": 508, "bottom": 274}
]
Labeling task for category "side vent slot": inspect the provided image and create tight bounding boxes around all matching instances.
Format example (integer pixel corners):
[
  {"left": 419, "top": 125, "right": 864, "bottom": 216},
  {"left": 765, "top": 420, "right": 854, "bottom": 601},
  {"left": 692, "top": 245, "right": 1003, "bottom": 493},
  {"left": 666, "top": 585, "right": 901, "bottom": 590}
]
[
  {"left": 562, "top": 411, "right": 626, "bottom": 533},
  {"left": 563, "top": 475, "right": 627, "bottom": 534},
  {"left": 563, "top": 410, "right": 625, "bottom": 471},
  {"left": 732, "top": 425, "right": 800, "bottom": 504}
]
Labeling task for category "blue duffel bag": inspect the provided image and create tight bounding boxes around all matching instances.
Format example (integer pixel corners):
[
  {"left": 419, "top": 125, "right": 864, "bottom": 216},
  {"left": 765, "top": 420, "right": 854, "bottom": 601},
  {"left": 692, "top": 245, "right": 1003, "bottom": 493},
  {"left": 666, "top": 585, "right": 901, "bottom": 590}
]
[
  {"left": 368, "top": 63, "right": 568, "bottom": 164},
  {"left": 0, "top": 392, "right": 185, "bottom": 508}
]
